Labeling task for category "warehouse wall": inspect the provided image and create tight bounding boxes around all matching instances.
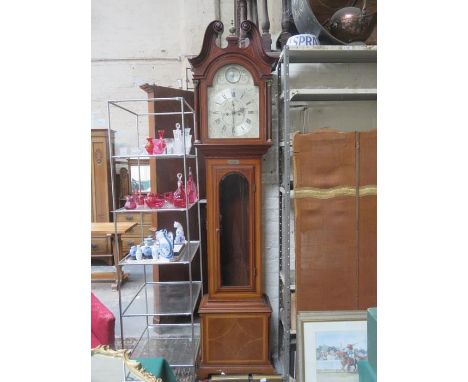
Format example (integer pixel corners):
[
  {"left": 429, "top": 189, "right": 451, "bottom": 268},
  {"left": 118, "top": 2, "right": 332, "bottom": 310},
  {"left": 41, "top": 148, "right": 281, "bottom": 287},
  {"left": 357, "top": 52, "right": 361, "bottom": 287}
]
[{"left": 92, "top": 0, "right": 283, "bottom": 132}]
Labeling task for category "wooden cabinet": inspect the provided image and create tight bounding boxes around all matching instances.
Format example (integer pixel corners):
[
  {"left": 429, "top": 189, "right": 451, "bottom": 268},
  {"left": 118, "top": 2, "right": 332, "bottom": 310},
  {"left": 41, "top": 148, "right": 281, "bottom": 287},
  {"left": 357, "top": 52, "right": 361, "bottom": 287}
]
[{"left": 91, "top": 129, "right": 114, "bottom": 223}]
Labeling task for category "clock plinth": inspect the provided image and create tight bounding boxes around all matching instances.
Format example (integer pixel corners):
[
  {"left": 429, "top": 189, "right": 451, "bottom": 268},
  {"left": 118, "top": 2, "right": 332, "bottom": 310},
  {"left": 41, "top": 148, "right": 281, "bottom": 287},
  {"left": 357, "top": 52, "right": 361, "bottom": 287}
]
[{"left": 197, "top": 294, "right": 275, "bottom": 379}]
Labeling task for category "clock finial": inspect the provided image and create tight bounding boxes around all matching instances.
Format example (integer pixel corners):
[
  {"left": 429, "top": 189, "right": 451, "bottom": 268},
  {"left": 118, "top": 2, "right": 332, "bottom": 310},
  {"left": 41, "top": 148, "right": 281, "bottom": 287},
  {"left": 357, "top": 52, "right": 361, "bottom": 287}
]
[{"left": 229, "top": 20, "right": 235, "bottom": 35}]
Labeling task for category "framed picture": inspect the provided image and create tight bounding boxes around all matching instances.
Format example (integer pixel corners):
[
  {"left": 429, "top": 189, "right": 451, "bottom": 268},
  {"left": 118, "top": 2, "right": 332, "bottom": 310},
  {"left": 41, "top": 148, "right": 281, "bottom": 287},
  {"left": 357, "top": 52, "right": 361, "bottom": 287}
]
[{"left": 297, "top": 311, "right": 367, "bottom": 382}]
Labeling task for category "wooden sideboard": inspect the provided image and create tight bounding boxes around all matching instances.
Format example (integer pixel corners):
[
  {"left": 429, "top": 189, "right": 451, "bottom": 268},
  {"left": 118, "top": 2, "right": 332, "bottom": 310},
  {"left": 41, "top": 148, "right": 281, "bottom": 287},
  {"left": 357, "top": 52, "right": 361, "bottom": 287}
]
[{"left": 91, "top": 222, "right": 137, "bottom": 289}]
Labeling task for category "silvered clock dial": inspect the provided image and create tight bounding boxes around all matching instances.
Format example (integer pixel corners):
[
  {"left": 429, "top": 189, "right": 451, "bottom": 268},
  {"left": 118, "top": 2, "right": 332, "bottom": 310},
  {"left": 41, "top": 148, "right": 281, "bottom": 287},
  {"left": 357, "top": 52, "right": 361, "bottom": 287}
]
[{"left": 207, "top": 64, "right": 259, "bottom": 138}]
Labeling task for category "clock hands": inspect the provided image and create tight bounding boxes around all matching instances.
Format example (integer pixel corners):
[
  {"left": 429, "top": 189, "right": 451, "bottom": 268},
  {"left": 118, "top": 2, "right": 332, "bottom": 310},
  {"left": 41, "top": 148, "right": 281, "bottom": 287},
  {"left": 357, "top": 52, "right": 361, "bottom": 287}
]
[{"left": 231, "top": 100, "right": 236, "bottom": 135}]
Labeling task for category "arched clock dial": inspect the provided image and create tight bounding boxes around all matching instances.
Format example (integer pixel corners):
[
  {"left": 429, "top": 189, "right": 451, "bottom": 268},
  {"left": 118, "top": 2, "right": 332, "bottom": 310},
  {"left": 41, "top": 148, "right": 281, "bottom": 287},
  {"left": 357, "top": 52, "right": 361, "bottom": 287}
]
[{"left": 208, "top": 64, "right": 259, "bottom": 139}]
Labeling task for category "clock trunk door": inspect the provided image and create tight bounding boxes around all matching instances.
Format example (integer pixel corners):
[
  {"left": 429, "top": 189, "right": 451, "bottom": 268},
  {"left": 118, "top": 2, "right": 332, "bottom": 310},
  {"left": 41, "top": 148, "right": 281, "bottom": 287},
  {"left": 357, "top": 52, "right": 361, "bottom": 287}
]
[{"left": 207, "top": 159, "right": 261, "bottom": 299}]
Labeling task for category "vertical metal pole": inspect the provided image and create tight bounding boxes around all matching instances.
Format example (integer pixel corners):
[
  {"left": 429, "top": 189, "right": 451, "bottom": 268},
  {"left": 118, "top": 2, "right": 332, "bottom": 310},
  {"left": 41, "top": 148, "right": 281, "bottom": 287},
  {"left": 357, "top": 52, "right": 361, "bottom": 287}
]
[
  {"left": 136, "top": 109, "right": 141, "bottom": 156},
  {"left": 276, "top": 51, "right": 283, "bottom": 376},
  {"left": 140, "top": 211, "right": 144, "bottom": 243},
  {"left": 127, "top": 158, "right": 131, "bottom": 196},
  {"left": 143, "top": 264, "right": 149, "bottom": 329},
  {"left": 283, "top": 45, "right": 291, "bottom": 382},
  {"left": 136, "top": 115, "right": 142, "bottom": 194},
  {"left": 107, "top": 101, "right": 125, "bottom": 349},
  {"left": 189, "top": 260, "right": 194, "bottom": 344},
  {"left": 181, "top": 98, "right": 191, "bottom": 246},
  {"left": 180, "top": 98, "right": 195, "bottom": 348}
]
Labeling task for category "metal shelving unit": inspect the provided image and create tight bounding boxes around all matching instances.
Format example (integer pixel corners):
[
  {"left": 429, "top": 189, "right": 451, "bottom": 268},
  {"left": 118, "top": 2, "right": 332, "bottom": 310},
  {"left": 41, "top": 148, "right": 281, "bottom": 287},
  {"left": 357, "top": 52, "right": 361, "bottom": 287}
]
[
  {"left": 275, "top": 45, "right": 377, "bottom": 382},
  {"left": 107, "top": 96, "right": 203, "bottom": 380}
]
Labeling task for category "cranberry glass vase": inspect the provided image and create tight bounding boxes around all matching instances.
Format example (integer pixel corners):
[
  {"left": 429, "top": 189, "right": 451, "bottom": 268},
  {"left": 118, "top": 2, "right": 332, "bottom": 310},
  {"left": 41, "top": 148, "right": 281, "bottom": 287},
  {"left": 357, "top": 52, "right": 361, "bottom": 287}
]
[
  {"left": 173, "top": 173, "right": 187, "bottom": 208},
  {"left": 134, "top": 191, "right": 145, "bottom": 206},
  {"left": 153, "top": 130, "right": 167, "bottom": 154},
  {"left": 186, "top": 167, "right": 198, "bottom": 203},
  {"left": 124, "top": 195, "right": 137, "bottom": 210}
]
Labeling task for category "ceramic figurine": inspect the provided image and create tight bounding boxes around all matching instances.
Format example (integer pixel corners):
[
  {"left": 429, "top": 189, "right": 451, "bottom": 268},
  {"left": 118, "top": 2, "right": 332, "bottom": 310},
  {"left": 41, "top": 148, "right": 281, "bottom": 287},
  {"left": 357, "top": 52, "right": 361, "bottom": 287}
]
[
  {"left": 124, "top": 195, "right": 137, "bottom": 210},
  {"left": 156, "top": 229, "right": 174, "bottom": 261},
  {"left": 174, "top": 221, "right": 185, "bottom": 245},
  {"left": 173, "top": 173, "right": 187, "bottom": 208},
  {"left": 144, "top": 137, "right": 154, "bottom": 155},
  {"left": 144, "top": 237, "right": 154, "bottom": 247},
  {"left": 151, "top": 243, "right": 159, "bottom": 260},
  {"left": 153, "top": 130, "right": 167, "bottom": 154},
  {"left": 143, "top": 245, "right": 153, "bottom": 259},
  {"left": 129, "top": 245, "right": 137, "bottom": 260},
  {"left": 135, "top": 245, "right": 143, "bottom": 260},
  {"left": 186, "top": 167, "right": 198, "bottom": 203}
]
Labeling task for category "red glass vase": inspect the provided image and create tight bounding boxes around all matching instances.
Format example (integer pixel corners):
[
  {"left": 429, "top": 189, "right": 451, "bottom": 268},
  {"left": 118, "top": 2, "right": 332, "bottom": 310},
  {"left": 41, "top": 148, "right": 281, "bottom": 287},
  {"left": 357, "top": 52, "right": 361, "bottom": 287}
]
[{"left": 144, "top": 137, "right": 154, "bottom": 155}]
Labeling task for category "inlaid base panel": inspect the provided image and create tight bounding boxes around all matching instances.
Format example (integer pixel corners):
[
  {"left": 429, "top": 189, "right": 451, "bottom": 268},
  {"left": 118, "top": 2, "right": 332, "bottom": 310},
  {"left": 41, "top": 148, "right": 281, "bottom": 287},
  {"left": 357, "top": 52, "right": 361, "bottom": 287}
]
[{"left": 197, "top": 295, "right": 276, "bottom": 378}]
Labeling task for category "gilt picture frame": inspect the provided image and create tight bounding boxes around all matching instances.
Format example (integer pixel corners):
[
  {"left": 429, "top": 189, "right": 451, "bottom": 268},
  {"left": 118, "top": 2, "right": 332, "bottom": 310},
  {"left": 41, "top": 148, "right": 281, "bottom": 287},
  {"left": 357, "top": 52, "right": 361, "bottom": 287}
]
[{"left": 297, "top": 311, "right": 367, "bottom": 382}]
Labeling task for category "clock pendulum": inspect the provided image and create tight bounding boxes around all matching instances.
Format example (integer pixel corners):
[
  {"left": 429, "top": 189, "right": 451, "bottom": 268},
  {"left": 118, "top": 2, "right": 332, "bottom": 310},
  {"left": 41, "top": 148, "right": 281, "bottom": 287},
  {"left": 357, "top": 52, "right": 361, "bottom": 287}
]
[{"left": 189, "top": 20, "right": 277, "bottom": 377}]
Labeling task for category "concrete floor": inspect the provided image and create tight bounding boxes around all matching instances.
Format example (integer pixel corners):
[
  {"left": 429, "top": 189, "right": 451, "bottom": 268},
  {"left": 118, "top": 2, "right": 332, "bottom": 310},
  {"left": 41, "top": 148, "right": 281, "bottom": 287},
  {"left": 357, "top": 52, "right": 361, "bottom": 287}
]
[{"left": 92, "top": 265, "right": 151, "bottom": 339}]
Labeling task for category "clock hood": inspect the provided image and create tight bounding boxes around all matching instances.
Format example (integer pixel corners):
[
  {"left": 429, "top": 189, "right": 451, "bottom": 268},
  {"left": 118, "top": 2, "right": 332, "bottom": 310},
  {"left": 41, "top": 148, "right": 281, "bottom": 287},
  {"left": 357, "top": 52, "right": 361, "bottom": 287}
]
[{"left": 189, "top": 20, "right": 277, "bottom": 81}]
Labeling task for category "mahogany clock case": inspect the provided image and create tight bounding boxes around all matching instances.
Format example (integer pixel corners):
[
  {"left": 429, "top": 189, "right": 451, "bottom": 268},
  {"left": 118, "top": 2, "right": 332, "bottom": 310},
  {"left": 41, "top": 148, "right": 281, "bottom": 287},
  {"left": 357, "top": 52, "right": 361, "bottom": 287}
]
[{"left": 189, "top": 21, "right": 278, "bottom": 377}]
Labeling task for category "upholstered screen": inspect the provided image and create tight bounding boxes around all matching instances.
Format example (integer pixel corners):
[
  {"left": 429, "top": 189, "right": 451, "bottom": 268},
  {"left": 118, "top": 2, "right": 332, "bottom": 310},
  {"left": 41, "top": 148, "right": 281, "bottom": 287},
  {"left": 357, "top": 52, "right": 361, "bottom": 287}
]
[{"left": 293, "top": 129, "right": 376, "bottom": 311}]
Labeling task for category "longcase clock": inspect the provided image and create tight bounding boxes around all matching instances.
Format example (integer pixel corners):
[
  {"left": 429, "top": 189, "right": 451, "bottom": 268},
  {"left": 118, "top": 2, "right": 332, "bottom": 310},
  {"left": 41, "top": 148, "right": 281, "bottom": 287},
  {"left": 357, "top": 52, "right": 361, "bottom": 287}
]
[{"left": 189, "top": 20, "right": 277, "bottom": 377}]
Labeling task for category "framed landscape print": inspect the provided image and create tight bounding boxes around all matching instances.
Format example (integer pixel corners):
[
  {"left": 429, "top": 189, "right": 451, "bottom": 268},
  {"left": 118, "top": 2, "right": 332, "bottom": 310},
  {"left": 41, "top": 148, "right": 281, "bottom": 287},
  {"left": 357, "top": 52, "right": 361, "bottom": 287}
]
[{"left": 297, "top": 311, "right": 368, "bottom": 382}]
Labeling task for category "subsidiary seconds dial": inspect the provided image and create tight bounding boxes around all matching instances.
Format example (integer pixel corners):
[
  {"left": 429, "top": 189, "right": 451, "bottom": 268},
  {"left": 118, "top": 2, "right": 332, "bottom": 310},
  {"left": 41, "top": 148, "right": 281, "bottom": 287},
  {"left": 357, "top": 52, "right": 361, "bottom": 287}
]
[{"left": 208, "top": 64, "right": 259, "bottom": 139}]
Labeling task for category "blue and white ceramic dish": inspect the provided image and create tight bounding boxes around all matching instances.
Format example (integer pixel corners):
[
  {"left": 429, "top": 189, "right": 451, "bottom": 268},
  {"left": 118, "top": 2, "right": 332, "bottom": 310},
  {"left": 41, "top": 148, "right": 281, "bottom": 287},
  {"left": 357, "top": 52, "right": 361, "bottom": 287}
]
[{"left": 287, "top": 34, "right": 320, "bottom": 46}]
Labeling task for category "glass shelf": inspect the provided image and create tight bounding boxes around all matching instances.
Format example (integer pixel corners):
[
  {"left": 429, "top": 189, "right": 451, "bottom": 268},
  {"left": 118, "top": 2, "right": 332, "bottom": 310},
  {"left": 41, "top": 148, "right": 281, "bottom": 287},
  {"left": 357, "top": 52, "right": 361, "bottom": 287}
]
[
  {"left": 112, "top": 153, "right": 197, "bottom": 160},
  {"left": 119, "top": 241, "right": 200, "bottom": 266},
  {"left": 113, "top": 202, "right": 197, "bottom": 213},
  {"left": 130, "top": 324, "right": 200, "bottom": 367},
  {"left": 121, "top": 281, "right": 201, "bottom": 317}
]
